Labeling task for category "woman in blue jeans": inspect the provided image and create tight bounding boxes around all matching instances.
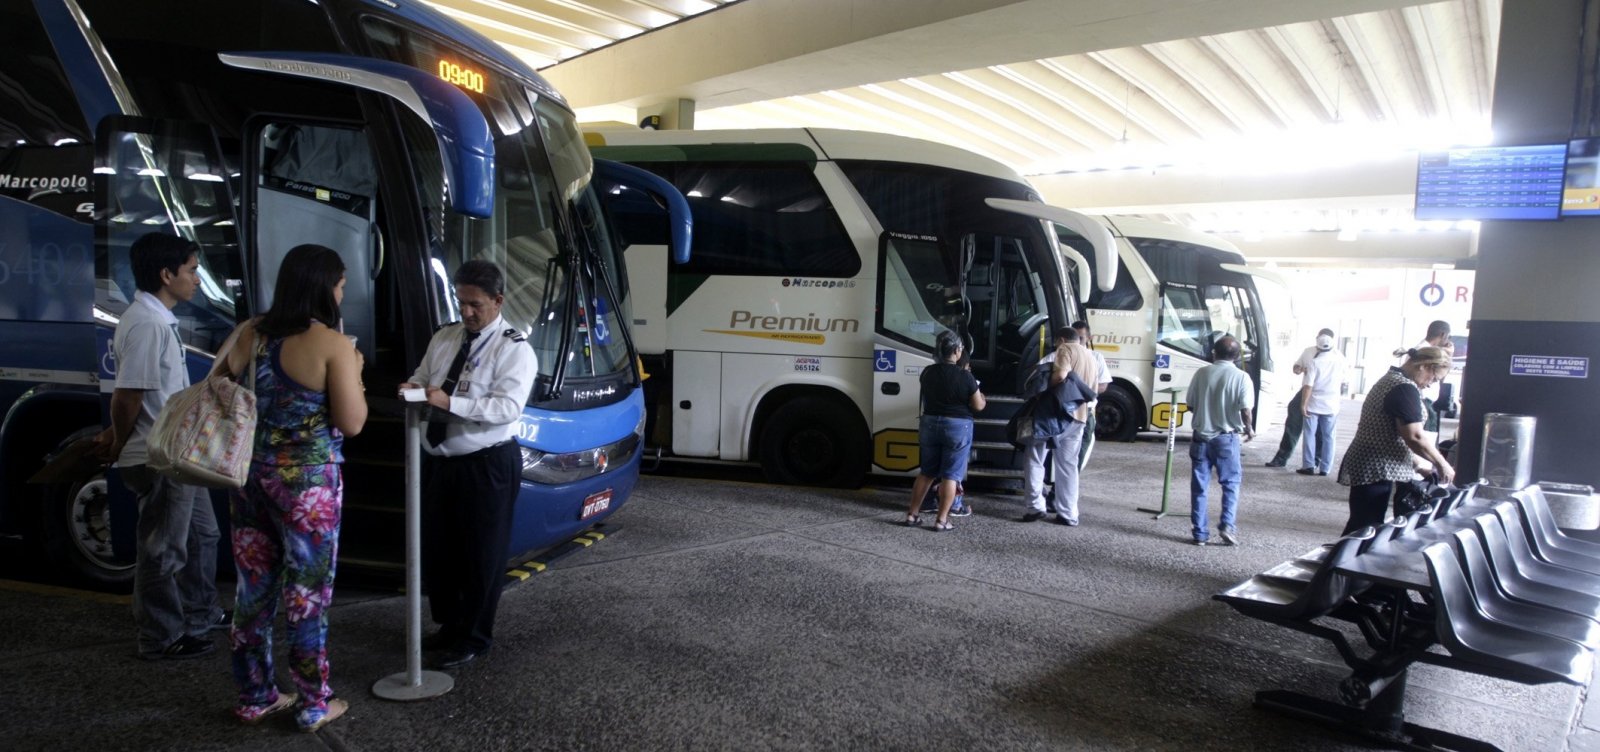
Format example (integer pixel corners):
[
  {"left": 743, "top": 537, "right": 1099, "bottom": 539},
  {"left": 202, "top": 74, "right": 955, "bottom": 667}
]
[{"left": 905, "top": 330, "right": 985, "bottom": 531}]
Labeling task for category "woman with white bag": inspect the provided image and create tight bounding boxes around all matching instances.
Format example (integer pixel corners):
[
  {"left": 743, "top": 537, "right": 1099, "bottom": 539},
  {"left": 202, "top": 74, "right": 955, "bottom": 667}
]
[{"left": 209, "top": 244, "right": 366, "bottom": 731}]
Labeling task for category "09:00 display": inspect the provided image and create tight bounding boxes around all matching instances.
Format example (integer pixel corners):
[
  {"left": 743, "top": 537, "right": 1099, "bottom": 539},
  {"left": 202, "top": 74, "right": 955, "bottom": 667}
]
[{"left": 437, "top": 59, "right": 485, "bottom": 94}]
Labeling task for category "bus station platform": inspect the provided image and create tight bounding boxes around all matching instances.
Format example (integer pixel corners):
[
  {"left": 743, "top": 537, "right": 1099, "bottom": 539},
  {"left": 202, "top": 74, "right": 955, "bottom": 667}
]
[{"left": 2, "top": 401, "right": 1595, "bottom": 751}]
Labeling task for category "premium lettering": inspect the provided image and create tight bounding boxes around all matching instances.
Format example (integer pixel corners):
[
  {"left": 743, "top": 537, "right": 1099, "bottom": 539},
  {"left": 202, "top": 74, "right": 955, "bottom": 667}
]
[{"left": 728, "top": 310, "right": 859, "bottom": 334}]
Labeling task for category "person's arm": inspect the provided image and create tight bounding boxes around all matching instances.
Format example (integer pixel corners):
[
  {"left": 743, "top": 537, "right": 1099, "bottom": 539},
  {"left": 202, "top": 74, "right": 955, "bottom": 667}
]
[
  {"left": 94, "top": 388, "right": 145, "bottom": 461},
  {"left": 967, "top": 372, "right": 986, "bottom": 413},
  {"left": 324, "top": 330, "right": 368, "bottom": 436},
  {"left": 401, "top": 331, "right": 444, "bottom": 392},
  {"left": 1298, "top": 384, "right": 1313, "bottom": 417},
  {"left": 1398, "top": 418, "right": 1454, "bottom": 485},
  {"left": 437, "top": 337, "right": 537, "bottom": 425},
  {"left": 1240, "top": 407, "right": 1255, "bottom": 442}
]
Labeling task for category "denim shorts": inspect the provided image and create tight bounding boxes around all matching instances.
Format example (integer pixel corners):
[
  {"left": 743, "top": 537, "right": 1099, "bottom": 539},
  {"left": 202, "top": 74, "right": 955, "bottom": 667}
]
[{"left": 919, "top": 414, "right": 973, "bottom": 481}]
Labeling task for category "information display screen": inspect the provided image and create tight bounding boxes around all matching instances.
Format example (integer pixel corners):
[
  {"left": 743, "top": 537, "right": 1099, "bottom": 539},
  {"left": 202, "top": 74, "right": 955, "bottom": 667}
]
[
  {"left": 1414, "top": 143, "right": 1568, "bottom": 221},
  {"left": 1563, "top": 137, "right": 1600, "bottom": 216}
]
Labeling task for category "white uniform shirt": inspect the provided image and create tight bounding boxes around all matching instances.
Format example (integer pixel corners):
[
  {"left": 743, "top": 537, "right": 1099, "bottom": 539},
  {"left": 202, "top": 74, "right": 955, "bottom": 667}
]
[
  {"left": 410, "top": 314, "right": 538, "bottom": 457},
  {"left": 1301, "top": 348, "right": 1346, "bottom": 415},
  {"left": 113, "top": 291, "right": 189, "bottom": 466}
]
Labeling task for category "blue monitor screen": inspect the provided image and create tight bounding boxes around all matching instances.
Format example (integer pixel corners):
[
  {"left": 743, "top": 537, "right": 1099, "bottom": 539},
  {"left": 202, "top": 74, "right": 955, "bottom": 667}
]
[
  {"left": 1563, "top": 137, "right": 1600, "bottom": 216},
  {"left": 1415, "top": 143, "right": 1567, "bottom": 221}
]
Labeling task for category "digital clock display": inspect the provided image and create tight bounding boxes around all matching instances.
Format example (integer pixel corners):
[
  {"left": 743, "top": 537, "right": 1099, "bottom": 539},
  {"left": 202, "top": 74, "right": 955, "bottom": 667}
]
[{"left": 437, "top": 59, "right": 485, "bottom": 94}]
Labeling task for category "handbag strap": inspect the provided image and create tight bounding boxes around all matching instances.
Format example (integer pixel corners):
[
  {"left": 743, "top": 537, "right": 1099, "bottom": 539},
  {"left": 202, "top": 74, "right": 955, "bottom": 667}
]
[{"left": 245, "top": 328, "right": 257, "bottom": 393}]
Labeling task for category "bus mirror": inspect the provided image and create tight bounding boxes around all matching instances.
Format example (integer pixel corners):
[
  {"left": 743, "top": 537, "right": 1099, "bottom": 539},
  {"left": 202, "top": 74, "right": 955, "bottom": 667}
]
[
  {"left": 218, "top": 52, "right": 495, "bottom": 218},
  {"left": 592, "top": 159, "right": 692, "bottom": 264},
  {"left": 1058, "top": 246, "right": 1092, "bottom": 304}
]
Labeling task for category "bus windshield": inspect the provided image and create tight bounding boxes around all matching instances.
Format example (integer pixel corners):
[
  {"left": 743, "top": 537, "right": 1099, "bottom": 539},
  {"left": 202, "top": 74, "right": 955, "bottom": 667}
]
[{"left": 362, "top": 18, "right": 631, "bottom": 404}]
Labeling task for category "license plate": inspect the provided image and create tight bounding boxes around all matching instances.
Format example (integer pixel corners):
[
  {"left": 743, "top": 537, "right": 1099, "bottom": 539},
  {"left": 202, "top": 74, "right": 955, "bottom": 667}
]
[{"left": 580, "top": 489, "right": 613, "bottom": 520}]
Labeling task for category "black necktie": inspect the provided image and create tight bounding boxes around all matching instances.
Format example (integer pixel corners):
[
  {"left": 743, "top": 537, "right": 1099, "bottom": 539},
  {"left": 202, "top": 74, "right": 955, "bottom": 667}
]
[{"left": 427, "top": 330, "right": 480, "bottom": 447}]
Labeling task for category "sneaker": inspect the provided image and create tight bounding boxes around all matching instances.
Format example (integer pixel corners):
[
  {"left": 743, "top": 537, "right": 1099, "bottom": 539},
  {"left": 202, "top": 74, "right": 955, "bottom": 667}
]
[
  {"left": 949, "top": 502, "right": 972, "bottom": 518},
  {"left": 1192, "top": 538, "right": 1208, "bottom": 546},
  {"left": 1296, "top": 468, "right": 1318, "bottom": 476},
  {"left": 1318, "top": 471, "right": 1329, "bottom": 477},
  {"left": 141, "top": 634, "right": 215, "bottom": 661},
  {"left": 1264, "top": 460, "right": 1286, "bottom": 468},
  {"left": 1055, "top": 516, "right": 1079, "bottom": 527},
  {"left": 1019, "top": 511, "right": 1045, "bottom": 523},
  {"left": 1219, "top": 528, "right": 1239, "bottom": 546}
]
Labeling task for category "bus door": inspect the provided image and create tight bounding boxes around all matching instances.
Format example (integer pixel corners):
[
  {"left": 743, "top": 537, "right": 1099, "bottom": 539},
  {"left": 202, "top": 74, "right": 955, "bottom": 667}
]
[
  {"left": 245, "top": 121, "right": 381, "bottom": 364},
  {"left": 870, "top": 231, "right": 947, "bottom": 473},
  {"left": 1154, "top": 281, "right": 1260, "bottom": 429}
]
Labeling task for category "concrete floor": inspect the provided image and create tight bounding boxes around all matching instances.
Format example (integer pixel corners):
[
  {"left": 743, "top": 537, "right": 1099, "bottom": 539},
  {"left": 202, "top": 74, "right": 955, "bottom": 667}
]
[{"left": 1, "top": 400, "right": 1594, "bottom": 751}]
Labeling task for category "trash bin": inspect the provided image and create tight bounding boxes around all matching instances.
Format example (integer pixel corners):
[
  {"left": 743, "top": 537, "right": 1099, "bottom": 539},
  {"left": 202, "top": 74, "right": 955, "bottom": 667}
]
[{"left": 1479, "top": 413, "right": 1535, "bottom": 489}]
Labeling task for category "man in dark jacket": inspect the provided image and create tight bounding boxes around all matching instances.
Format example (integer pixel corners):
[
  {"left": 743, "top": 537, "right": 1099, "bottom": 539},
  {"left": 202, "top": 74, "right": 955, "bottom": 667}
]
[{"left": 1019, "top": 329, "right": 1101, "bottom": 526}]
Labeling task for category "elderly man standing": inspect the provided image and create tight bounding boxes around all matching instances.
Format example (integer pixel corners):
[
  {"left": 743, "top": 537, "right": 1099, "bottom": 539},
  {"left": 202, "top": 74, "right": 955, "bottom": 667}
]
[
  {"left": 1185, "top": 336, "right": 1254, "bottom": 546},
  {"left": 1297, "top": 330, "right": 1346, "bottom": 477}
]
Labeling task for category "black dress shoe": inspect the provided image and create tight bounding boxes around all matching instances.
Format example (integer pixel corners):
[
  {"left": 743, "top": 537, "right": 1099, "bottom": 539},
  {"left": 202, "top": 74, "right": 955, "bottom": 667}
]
[
  {"left": 1019, "top": 511, "right": 1045, "bottom": 523},
  {"left": 436, "top": 646, "right": 483, "bottom": 669},
  {"left": 1296, "top": 467, "right": 1318, "bottom": 475}
]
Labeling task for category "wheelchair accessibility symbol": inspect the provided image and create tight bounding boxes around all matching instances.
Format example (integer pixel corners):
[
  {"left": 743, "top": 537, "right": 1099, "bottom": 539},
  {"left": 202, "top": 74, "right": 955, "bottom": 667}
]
[
  {"left": 874, "top": 349, "right": 896, "bottom": 373},
  {"left": 1154, "top": 354, "right": 1171, "bottom": 369}
]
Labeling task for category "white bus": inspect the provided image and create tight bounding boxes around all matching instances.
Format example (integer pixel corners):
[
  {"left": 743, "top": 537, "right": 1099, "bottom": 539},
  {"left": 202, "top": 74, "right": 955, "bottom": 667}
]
[
  {"left": 587, "top": 128, "right": 1116, "bottom": 486},
  {"left": 1058, "top": 216, "right": 1285, "bottom": 441}
]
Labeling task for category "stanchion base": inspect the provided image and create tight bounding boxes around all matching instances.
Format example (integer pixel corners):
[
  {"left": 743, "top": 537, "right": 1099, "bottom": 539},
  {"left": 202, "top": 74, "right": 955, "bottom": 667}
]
[
  {"left": 372, "top": 670, "right": 455, "bottom": 701},
  {"left": 1137, "top": 507, "right": 1170, "bottom": 519}
]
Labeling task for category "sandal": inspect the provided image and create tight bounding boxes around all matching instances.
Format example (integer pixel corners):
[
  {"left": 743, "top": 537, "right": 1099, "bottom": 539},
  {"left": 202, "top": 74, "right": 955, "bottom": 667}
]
[
  {"left": 933, "top": 518, "right": 954, "bottom": 532},
  {"left": 905, "top": 514, "right": 921, "bottom": 526},
  {"left": 236, "top": 690, "right": 297, "bottom": 725},
  {"left": 299, "top": 697, "right": 348, "bottom": 733}
]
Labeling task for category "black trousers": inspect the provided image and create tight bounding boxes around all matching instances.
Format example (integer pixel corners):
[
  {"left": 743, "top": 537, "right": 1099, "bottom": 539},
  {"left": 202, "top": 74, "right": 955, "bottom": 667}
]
[
  {"left": 422, "top": 441, "right": 520, "bottom": 652},
  {"left": 1344, "top": 480, "right": 1398, "bottom": 536}
]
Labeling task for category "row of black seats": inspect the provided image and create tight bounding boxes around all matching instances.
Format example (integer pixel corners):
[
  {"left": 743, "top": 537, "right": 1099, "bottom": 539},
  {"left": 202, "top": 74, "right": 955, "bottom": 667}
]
[{"left": 1213, "top": 484, "right": 1599, "bottom": 752}]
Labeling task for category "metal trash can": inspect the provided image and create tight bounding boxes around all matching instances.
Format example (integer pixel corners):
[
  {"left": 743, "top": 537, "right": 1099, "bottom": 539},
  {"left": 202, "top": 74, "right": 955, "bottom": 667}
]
[
  {"left": 1540, "top": 482, "right": 1599, "bottom": 531},
  {"left": 1480, "top": 413, "right": 1536, "bottom": 489}
]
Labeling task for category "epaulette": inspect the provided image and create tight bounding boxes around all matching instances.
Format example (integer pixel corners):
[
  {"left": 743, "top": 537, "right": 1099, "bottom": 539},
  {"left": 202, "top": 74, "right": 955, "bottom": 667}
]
[{"left": 502, "top": 328, "right": 525, "bottom": 342}]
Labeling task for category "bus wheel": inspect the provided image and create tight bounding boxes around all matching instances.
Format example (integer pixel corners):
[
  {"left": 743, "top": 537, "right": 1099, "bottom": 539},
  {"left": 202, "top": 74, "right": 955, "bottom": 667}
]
[
  {"left": 759, "top": 397, "right": 868, "bottom": 488},
  {"left": 41, "top": 455, "right": 135, "bottom": 589},
  {"left": 1095, "top": 385, "right": 1140, "bottom": 443}
]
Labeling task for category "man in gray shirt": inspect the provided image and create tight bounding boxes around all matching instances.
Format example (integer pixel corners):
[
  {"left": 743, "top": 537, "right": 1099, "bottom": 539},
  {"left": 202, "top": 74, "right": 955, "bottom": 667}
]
[
  {"left": 94, "top": 232, "right": 225, "bottom": 659},
  {"left": 1184, "top": 336, "right": 1254, "bottom": 546}
]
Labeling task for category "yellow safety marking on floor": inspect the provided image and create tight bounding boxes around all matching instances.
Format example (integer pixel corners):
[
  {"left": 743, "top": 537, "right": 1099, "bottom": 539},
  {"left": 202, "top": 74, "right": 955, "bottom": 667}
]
[
  {"left": 507, "top": 569, "right": 530, "bottom": 581},
  {"left": 582, "top": 532, "right": 605, "bottom": 541},
  {"left": 0, "top": 578, "right": 132, "bottom": 605},
  {"left": 526, "top": 562, "right": 547, "bottom": 573},
  {"left": 571, "top": 537, "right": 595, "bottom": 547}
]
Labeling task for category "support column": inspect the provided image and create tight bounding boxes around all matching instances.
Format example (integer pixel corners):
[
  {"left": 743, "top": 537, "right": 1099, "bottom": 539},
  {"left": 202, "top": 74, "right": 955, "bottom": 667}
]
[
  {"left": 1457, "top": 0, "right": 1600, "bottom": 487},
  {"left": 639, "top": 99, "right": 696, "bottom": 130}
]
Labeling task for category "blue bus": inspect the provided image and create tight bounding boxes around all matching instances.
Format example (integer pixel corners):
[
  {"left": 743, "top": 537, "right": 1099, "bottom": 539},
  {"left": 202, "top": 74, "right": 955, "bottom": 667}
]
[{"left": 0, "top": 0, "right": 689, "bottom": 585}]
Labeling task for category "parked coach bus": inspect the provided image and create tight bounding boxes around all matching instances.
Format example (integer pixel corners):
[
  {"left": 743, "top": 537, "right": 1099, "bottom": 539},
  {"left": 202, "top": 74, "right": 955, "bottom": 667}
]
[
  {"left": 0, "top": 0, "right": 689, "bottom": 585},
  {"left": 586, "top": 128, "right": 1116, "bottom": 487},
  {"left": 1058, "top": 216, "right": 1283, "bottom": 441}
]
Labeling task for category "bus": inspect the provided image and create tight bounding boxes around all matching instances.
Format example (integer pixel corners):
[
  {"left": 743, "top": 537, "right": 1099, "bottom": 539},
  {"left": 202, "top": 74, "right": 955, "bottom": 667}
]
[
  {"left": 1059, "top": 216, "right": 1284, "bottom": 441},
  {"left": 0, "top": 0, "right": 689, "bottom": 585},
  {"left": 586, "top": 128, "right": 1116, "bottom": 486}
]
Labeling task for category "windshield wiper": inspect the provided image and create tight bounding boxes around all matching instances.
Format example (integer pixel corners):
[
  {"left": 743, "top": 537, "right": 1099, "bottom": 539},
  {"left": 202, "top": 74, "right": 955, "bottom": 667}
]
[
  {"left": 542, "top": 190, "right": 581, "bottom": 401},
  {"left": 565, "top": 193, "right": 641, "bottom": 388}
]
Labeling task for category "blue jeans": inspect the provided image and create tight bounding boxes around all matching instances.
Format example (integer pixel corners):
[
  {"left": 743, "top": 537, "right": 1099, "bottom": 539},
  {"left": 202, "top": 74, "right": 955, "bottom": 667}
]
[
  {"left": 1301, "top": 412, "right": 1337, "bottom": 473},
  {"left": 124, "top": 465, "right": 223, "bottom": 653},
  {"left": 918, "top": 415, "right": 972, "bottom": 481},
  {"left": 1189, "top": 433, "right": 1242, "bottom": 542}
]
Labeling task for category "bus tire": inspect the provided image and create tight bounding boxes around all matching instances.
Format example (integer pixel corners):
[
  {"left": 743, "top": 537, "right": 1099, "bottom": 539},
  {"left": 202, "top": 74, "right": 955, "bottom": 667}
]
[
  {"left": 39, "top": 430, "right": 135, "bottom": 590},
  {"left": 1095, "top": 385, "right": 1141, "bottom": 443},
  {"left": 758, "top": 396, "right": 868, "bottom": 488}
]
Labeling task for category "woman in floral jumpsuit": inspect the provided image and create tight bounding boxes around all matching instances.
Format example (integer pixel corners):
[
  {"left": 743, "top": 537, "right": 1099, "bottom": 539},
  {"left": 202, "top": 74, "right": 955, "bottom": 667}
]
[{"left": 212, "top": 244, "right": 366, "bottom": 731}]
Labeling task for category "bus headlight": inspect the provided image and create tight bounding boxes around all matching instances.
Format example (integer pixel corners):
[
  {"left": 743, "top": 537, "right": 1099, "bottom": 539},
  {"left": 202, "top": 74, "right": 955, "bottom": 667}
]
[{"left": 520, "top": 432, "right": 641, "bottom": 485}]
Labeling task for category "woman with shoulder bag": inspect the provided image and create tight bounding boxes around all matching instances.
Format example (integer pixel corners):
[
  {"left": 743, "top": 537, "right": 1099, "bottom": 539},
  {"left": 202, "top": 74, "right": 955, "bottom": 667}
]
[
  {"left": 1336, "top": 346, "right": 1455, "bottom": 535},
  {"left": 211, "top": 244, "right": 367, "bottom": 732}
]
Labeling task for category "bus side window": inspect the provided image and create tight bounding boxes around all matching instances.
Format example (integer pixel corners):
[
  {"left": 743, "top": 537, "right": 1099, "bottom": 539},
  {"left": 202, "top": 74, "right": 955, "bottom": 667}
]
[{"left": 96, "top": 117, "right": 242, "bottom": 352}]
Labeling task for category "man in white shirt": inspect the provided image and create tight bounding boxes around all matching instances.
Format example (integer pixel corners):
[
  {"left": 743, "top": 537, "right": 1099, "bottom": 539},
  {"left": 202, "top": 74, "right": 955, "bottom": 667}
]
[
  {"left": 1296, "top": 330, "right": 1347, "bottom": 476},
  {"left": 94, "top": 232, "right": 225, "bottom": 660},
  {"left": 403, "top": 260, "right": 537, "bottom": 670},
  {"left": 1265, "top": 333, "right": 1322, "bottom": 468}
]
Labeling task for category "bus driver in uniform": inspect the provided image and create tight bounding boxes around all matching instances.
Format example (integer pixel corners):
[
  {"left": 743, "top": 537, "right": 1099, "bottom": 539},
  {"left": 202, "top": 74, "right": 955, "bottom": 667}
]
[{"left": 399, "top": 260, "right": 537, "bottom": 670}]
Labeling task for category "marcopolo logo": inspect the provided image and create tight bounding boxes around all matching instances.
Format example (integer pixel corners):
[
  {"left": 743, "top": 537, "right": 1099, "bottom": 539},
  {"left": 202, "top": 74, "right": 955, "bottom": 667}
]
[
  {"left": 704, "top": 310, "right": 861, "bottom": 346},
  {"left": 781, "top": 278, "right": 856, "bottom": 289},
  {"left": 0, "top": 174, "right": 89, "bottom": 192}
]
